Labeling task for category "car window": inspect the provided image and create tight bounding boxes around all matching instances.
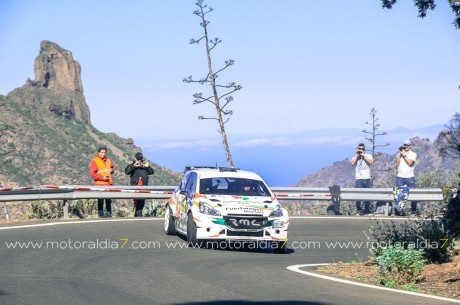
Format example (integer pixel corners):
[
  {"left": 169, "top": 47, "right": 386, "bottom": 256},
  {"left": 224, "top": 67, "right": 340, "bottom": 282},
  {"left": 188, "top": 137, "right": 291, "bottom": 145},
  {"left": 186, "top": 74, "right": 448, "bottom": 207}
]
[
  {"left": 199, "top": 177, "right": 271, "bottom": 196},
  {"left": 185, "top": 172, "right": 197, "bottom": 198},
  {"left": 179, "top": 173, "right": 191, "bottom": 193}
]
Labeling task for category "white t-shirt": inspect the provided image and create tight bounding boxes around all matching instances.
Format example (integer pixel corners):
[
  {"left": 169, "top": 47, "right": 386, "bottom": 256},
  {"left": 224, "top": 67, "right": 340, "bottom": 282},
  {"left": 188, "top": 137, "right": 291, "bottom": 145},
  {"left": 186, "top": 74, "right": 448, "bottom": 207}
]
[
  {"left": 353, "top": 154, "right": 373, "bottom": 180},
  {"left": 397, "top": 150, "right": 417, "bottom": 178}
]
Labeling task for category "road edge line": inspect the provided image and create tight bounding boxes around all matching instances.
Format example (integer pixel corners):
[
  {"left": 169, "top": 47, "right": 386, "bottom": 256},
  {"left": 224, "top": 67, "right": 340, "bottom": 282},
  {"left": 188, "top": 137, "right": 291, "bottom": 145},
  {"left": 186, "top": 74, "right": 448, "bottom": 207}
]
[
  {"left": 0, "top": 218, "right": 163, "bottom": 230},
  {"left": 287, "top": 264, "right": 460, "bottom": 304}
]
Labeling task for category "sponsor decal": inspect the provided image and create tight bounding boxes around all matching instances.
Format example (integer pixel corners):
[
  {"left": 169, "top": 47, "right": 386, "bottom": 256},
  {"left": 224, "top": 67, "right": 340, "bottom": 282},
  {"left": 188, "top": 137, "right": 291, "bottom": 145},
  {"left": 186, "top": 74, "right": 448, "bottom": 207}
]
[
  {"left": 225, "top": 207, "right": 264, "bottom": 213},
  {"left": 228, "top": 218, "right": 263, "bottom": 228}
]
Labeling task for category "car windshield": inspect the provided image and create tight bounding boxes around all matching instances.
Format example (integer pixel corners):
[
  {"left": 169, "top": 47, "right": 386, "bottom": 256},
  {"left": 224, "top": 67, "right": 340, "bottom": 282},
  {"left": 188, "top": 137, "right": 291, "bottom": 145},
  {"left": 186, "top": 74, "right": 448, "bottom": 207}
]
[{"left": 199, "top": 177, "right": 271, "bottom": 197}]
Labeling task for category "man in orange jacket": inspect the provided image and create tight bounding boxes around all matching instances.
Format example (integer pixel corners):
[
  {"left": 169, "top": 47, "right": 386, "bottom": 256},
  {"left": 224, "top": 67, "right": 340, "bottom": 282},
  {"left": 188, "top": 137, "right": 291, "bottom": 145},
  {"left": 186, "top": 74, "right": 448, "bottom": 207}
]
[{"left": 89, "top": 147, "right": 114, "bottom": 217}]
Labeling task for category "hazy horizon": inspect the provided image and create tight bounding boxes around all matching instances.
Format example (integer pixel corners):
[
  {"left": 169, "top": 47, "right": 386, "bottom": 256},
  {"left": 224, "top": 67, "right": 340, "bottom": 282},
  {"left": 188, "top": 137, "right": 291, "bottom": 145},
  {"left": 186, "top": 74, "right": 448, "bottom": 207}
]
[{"left": 138, "top": 123, "right": 444, "bottom": 186}]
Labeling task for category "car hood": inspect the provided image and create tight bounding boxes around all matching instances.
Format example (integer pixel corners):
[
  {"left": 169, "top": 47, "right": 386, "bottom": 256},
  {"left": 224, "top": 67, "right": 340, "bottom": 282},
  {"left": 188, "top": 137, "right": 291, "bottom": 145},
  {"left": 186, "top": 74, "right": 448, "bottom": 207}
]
[{"left": 197, "top": 194, "right": 279, "bottom": 216}]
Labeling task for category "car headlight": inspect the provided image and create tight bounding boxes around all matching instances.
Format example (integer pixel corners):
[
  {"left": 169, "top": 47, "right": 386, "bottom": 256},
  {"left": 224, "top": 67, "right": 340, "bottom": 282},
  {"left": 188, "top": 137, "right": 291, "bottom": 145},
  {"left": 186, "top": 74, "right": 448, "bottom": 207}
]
[
  {"left": 199, "top": 202, "right": 221, "bottom": 216},
  {"left": 269, "top": 205, "right": 283, "bottom": 218}
]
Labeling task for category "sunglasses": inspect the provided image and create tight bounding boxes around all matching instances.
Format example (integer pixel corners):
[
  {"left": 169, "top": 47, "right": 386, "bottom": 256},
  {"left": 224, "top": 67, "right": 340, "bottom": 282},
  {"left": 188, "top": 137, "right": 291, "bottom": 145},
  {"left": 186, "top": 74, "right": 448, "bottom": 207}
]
[{"left": 403, "top": 144, "right": 411, "bottom": 147}]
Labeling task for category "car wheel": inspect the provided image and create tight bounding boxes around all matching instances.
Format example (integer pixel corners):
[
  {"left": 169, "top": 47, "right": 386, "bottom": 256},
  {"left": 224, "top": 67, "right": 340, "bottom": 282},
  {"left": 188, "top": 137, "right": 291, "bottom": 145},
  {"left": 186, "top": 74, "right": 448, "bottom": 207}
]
[
  {"left": 187, "top": 214, "right": 199, "bottom": 248},
  {"left": 164, "top": 205, "right": 176, "bottom": 235},
  {"left": 273, "top": 241, "right": 288, "bottom": 254}
]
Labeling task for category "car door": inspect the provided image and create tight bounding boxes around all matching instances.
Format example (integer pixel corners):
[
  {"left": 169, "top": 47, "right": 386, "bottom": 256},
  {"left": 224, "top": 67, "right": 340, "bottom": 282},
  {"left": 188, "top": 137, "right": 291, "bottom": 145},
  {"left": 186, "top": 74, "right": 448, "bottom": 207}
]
[
  {"left": 182, "top": 172, "right": 197, "bottom": 229},
  {"left": 176, "top": 172, "right": 190, "bottom": 232},
  {"left": 183, "top": 172, "right": 197, "bottom": 211}
]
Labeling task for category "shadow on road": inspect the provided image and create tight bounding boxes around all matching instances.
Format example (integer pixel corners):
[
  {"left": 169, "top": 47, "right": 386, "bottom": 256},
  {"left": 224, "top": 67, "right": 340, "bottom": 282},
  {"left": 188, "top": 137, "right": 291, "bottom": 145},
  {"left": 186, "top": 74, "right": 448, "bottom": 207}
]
[
  {"left": 175, "top": 234, "right": 295, "bottom": 254},
  {"left": 175, "top": 301, "right": 329, "bottom": 305}
]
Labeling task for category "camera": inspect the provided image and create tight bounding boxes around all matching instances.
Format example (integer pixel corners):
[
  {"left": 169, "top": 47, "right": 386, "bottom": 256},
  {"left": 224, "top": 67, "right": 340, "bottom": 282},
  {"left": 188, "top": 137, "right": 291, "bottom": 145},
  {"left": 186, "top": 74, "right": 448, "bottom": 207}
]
[{"left": 399, "top": 146, "right": 405, "bottom": 152}]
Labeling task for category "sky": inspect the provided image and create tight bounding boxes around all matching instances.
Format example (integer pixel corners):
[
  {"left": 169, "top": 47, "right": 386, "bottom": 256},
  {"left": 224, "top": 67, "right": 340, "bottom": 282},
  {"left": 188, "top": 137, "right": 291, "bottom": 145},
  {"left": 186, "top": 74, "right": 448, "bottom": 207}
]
[{"left": 0, "top": 1, "right": 459, "bottom": 185}]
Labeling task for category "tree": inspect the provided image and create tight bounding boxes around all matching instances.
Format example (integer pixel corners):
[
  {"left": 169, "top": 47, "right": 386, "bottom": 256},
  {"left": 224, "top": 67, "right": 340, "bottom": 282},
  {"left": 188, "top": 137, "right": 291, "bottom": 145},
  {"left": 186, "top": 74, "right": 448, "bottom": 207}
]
[
  {"left": 362, "top": 108, "right": 390, "bottom": 186},
  {"left": 436, "top": 113, "right": 460, "bottom": 159},
  {"left": 381, "top": 0, "right": 460, "bottom": 29},
  {"left": 183, "top": 0, "right": 242, "bottom": 168},
  {"left": 436, "top": 113, "right": 460, "bottom": 239}
]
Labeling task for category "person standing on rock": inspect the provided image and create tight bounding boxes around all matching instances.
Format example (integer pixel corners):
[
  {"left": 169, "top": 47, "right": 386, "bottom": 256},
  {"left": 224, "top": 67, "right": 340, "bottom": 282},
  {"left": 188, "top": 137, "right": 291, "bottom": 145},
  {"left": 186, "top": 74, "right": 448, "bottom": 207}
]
[
  {"left": 89, "top": 147, "right": 114, "bottom": 218},
  {"left": 125, "top": 152, "right": 154, "bottom": 217}
]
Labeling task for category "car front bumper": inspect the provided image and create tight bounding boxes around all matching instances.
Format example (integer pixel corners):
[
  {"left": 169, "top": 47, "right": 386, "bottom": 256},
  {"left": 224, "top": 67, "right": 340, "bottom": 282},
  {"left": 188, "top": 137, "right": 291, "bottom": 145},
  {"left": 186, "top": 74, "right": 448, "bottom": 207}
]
[{"left": 194, "top": 214, "right": 289, "bottom": 242}]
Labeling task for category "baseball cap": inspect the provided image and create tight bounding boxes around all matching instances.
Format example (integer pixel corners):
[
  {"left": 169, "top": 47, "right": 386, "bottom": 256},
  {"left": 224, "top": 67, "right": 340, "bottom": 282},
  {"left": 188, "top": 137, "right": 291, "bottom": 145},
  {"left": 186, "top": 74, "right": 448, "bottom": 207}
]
[
  {"left": 403, "top": 139, "right": 412, "bottom": 146},
  {"left": 135, "top": 152, "right": 144, "bottom": 160}
]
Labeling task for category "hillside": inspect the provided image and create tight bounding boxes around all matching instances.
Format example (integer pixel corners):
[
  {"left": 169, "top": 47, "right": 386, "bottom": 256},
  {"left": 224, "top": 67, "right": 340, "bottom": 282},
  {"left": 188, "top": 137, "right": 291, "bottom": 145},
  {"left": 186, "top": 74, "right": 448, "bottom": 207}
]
[
  {"left": 0, "top": 41, "right": 181, "bottom": 187},
  {"left": 294, "top": 137, "right": 458, "bottom": 188}
]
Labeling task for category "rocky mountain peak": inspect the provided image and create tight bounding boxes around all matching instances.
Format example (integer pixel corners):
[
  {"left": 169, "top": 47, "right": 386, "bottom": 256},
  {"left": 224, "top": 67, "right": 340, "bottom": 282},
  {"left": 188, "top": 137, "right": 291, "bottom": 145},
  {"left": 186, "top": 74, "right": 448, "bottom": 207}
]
[
  {"left": 34, "top": 40, "right": 83, "bottom": 92},
  {"left": 8, "top": 41, "right": 91, "bottom": 124}
]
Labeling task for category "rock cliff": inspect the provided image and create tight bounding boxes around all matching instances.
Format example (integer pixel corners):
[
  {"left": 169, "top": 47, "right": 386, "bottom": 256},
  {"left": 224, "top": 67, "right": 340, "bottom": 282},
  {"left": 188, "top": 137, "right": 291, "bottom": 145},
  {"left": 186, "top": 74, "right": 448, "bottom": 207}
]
[{"left": 8, "top": 41, "right": 91, "bottom": 124}]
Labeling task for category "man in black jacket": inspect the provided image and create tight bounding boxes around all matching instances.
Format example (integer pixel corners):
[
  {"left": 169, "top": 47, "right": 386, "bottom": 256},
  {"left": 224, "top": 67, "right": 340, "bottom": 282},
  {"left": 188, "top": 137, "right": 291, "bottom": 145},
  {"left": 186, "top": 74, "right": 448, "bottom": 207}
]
[{"left": 125, "top": 152, "right": 154, "bottom": 217}]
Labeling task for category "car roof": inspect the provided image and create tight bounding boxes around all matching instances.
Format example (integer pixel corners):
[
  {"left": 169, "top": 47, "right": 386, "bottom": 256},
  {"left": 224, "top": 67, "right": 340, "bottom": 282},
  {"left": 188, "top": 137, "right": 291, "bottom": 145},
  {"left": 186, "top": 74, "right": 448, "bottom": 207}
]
[{"left": 185, "top": 167, "right": 265, "bottom": 181}]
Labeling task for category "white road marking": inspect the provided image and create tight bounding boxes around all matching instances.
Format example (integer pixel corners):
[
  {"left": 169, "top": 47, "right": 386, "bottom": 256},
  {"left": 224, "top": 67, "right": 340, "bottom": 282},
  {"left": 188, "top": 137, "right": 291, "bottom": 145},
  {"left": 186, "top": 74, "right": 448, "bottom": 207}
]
[
  {"left": 0, "top": 215, "right": 406, "bottom": 230},
  {"left": 287, "top": 263, "right": 460, "bottom": 304},
  {"left": 289, "top": 216, "right": 402, "bottom": 220},
  {"left": 0, "top": 218, "right": 162, "bottom": 230}
]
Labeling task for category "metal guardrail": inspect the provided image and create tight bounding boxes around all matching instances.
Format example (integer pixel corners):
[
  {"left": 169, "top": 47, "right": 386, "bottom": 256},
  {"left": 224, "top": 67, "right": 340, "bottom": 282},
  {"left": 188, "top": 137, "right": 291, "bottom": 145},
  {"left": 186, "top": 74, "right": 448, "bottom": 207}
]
[
  {"left": 0, "top": 186, "right": 176, "bottom": 202},
  {"left": 0, "top": 185, "right": 452, "bottom": 219},
  {"left": 271, "top": 187, "right": 446, "bottom": 201},
  {"left": 0, "top": 185, "right": 448, "bottom": 202}
]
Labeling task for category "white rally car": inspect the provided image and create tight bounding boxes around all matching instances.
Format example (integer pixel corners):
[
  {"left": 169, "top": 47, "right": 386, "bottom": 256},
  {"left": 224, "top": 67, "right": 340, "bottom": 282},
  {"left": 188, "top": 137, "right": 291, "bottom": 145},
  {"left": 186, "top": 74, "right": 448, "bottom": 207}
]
[{"left": 164, "top": 166, "right": 289, "bottom": 252}]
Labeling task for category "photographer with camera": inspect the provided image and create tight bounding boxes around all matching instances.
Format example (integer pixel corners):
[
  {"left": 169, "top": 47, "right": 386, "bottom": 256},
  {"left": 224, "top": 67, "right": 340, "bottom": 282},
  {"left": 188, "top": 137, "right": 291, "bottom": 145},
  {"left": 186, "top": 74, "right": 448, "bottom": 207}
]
[
  {"left": 351, "top": 143, "right": 373, "bottom": 215},
  {"left": 396, "top": 139, "right": 417, "bottom": 215},
  {"left": 125, "top": 152, "right": 154, "bottom": 217}
]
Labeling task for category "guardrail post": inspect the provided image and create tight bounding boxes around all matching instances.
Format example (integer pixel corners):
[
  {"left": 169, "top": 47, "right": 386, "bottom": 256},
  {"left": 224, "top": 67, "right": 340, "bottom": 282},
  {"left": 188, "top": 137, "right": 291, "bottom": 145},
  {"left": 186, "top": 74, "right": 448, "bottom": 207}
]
[
  {"left": 385, "top": 202, "right": 389, "bottom": 217},
  {"left": 63, "top": 200, "right": 69, "bottom": 219},
  {"left": 3, "top": 203, "right": 9, "bottom": 220}
]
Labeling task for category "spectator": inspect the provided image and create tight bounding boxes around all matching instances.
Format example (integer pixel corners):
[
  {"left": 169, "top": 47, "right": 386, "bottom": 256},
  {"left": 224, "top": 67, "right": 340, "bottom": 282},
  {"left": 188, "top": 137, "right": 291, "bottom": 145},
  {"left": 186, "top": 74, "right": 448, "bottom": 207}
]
[
  {"left": 351, "top": 143, "right": 373, "bottom": 215},
  {"left": 89, "top": 147, "right": 114, "bottom": 218},
  {"left": 396, "top": 139, "right": 417, "bottom": 214},
  {"left": 125, "top": 152, "right": 154, "bottom": 217}
]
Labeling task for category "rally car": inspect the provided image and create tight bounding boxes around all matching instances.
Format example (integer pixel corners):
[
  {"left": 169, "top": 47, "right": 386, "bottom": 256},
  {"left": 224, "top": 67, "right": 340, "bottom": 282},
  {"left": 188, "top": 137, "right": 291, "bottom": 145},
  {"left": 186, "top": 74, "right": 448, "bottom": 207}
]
[{"left": 164, "top": 166, "right": 289, "bottom": 252}]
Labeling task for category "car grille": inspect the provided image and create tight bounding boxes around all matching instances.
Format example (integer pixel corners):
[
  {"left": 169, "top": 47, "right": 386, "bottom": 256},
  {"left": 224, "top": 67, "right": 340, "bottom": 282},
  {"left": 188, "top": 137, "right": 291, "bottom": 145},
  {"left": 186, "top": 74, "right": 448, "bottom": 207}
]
[
  {"left": 224, "top": 214, "right": 267, "bottom": 231},
  {"left": 226, "top": 230, "right": 264, "bottom": 237}
]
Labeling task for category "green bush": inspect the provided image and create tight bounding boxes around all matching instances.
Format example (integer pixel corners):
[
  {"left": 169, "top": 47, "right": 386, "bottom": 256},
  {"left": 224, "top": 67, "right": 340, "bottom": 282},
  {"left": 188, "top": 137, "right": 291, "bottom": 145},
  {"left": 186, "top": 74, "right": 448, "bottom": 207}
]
[
  {"left": 416, "top": 167, "right": 460, "bottom": 188},
  {"left": 376, "top": 245, "right": 425, "bottom": 285},
  {"left": 25, "top": 200, "right": 64, "bottom": 219},
  {"left": 443, "top": 191, "right": 460, "bottom": 239},
  {"left": 367, "top": 217, "right": 451, "bottom": 263},
  {"left": 25, "top": 199, "right": 99, "bottom": 219},
  {"left": 115, "top": 209, "right": 129, "bottom": 218},
  {"left": 404, "top": 284, "right": 419, "bottom": 292},
  {"left": 448, "top": 238, "right": 460, "bottom": 257},
  {"left": 142, "top": 200, "right": 166, "bottom": 217},
  {"left": 68, "top": 199, "right": 98, "bottom": 218}
]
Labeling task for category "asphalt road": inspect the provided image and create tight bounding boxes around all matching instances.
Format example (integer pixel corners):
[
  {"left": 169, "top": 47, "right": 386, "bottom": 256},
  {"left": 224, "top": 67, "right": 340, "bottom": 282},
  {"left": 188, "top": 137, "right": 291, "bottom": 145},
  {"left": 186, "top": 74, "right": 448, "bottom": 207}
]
[{"left": 0, "top": 217, "right": 455, "bottom": 305}]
